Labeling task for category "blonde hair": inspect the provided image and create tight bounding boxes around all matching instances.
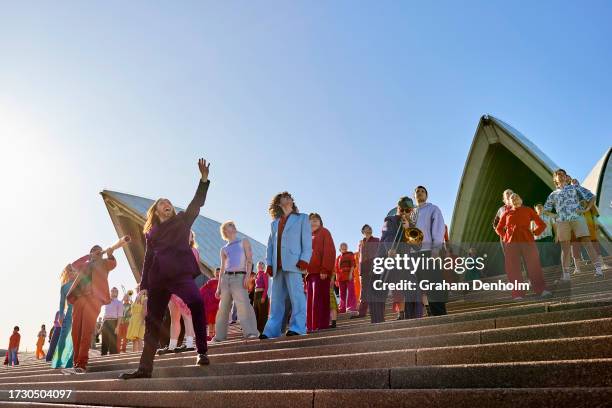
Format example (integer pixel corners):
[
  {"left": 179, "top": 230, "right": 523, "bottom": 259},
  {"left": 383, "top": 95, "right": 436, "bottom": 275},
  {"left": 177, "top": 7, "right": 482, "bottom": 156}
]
[
  {"left": 143, "top": 198, "right": 176, "bottom": 234},
  {"left": 60, "top": 264, "right": 74, "bottom": 285},
  {"left": 220, "top": 220, "right": 236, "bottom": 241},
  {"left": 510, "top": 193, "right": 523, "bottom": 207},
  {"left": 190, "top": 230, "right": 198, "bottom": 248}
]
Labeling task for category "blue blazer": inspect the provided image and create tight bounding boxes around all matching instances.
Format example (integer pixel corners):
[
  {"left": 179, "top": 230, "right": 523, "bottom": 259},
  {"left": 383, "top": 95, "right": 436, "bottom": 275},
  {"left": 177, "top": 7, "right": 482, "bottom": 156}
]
[{"left": 267, "top": 212, "right": 313, "bottom": 275}]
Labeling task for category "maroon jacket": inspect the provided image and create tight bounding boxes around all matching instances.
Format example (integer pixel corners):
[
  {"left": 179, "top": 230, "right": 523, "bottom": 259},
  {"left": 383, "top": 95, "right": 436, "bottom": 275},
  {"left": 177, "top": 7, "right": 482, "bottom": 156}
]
[
  {"left": 140, "top": 180, "right": 209, "bottom": 290},
  {"left": 307, "top": 227, "right": 336, "bottom": 275},
  {"left": 358, "top": 236, "right": 380, "bottom": 276}
]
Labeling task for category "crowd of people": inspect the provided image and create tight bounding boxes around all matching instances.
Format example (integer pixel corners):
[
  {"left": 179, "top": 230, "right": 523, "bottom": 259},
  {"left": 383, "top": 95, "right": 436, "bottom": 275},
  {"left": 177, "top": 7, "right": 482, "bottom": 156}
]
[
  {"left": 4, "top": 161, "right": 606, "bottom": 376},
  {"left": 493, "top": 168, "right": 606, "bottom": 300}
]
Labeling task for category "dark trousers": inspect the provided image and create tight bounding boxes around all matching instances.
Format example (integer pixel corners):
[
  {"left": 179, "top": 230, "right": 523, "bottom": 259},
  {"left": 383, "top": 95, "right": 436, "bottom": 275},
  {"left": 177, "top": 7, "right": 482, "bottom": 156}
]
[
  {"left": 358, "top": 273, "right": 371, "bottom": 317},
  {"left": 404, "top": 301, "right": 423, "bottom": 319},
  {"left": 253, "top": 291, "right": 269, "bottom": 333},
  {"left": 429, "top": 302, "right": 447, "bottom": 316},
  {"left": 369, "top": 301, "right": 386, "bottom": 323},
  {"left": 46, "top": 328, "right": 61, "bottom": 362},
  {"left": 139, "top": 279, "right": 207, "bottom": 373},
  {"left": 101, "top": 319, "right": 118, "bottom": 355}
]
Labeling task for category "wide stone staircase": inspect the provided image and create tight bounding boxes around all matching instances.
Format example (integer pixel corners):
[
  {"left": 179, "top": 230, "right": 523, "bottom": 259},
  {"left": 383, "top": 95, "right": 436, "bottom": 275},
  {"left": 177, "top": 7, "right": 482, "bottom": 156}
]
[{"left": 1, "top": 256, "right": 611, "bottom": 407}]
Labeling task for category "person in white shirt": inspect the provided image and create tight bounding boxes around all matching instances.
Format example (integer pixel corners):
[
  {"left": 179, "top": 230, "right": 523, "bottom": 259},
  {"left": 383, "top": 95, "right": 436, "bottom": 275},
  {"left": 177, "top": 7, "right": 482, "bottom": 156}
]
[
  {"left": 101, "top": 287, "right": 122, "bottom": 355},
  {"left": 412, "top": 185, "right": 447, "bottom": 316},
  {"left": 532, "top": 203, "right": 558, "bottom": 268}
]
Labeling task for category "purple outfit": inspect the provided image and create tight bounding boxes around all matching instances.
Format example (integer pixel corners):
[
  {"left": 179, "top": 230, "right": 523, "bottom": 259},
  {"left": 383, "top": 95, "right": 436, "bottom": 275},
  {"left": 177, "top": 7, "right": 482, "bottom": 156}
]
[{"left": 138, "top": 179, "right": 210, "bottom": 373}]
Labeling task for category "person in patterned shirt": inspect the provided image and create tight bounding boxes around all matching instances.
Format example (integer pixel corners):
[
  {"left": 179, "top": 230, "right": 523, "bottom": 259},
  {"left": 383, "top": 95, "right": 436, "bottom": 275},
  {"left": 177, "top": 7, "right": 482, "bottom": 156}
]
[{"left": 543, "top": 168, "right": 604, "bottom": 280}]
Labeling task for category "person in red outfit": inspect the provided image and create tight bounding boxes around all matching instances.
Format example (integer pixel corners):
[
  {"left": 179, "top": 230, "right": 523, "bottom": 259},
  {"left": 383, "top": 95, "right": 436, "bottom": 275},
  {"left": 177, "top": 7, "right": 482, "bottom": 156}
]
[
  {"left": 5, "top": 326, "right": 20, "bottom": 366},
  {"left": 335, "top": 243, "right": 357, "bottom": 314},
  {"left": 306, "top": 213, "right": 336, "bottom": 332},
  {"left": 252, "top": 262, "right": 270, "bottom": 333},
  {"left": 65, "top": 245, "right": 117, "bottom": 374},
  {"left": 200, "top": 268, "right": 221, "bottom": 341},
  {"left": 354, "top": 225, "right": 381, "bottom": 321},
  {"left": 495, "top": 193, "right": 552, "bottom": 300}
]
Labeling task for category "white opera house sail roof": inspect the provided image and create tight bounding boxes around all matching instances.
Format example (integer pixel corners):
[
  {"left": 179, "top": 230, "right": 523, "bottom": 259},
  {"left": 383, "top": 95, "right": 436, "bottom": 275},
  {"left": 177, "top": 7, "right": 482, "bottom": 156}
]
[
  {"left": 450, "top": 115, "right": 610, "bottom": 273},
  {"left": 582, "top": 147, "right": 612, "bottom": 240},
  {"left": 101, "top": 190, "right": 267, "bottom": 283}
]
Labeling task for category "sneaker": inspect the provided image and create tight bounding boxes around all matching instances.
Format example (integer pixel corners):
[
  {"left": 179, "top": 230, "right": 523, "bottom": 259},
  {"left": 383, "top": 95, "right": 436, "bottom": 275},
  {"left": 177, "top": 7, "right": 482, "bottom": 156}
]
[
  {"left": 62, "top": 367, "right": 86, "bottom": 375},
  {"left": 246, "top": 334, "right": 259, "bottom": 340},
  {"left": 560, "top": 272, "right": 571, "bottom": 282},
  {"left": 540, "top": 290, "right": 553, "bottom": 299},
  {"left": 157, "top": 346, "right": 174, "bottom": 356},
  {"left": 210, "top": 337, "right": 223, "bottom": 343},
  {"left": 206, "top": 335, "right": 213, "bottom": 342},
  {"left": 174, "top": 345, "right": 195, "bottom": 353},
  {"left": 259, "top": 334, "right": 269, "bottom": 340},
  {"left": 196, "top": 353, "right": 210, "bottom": 366},
  {"left": 595, "top": 266, "right": 604, "bottom": 278},
  {"left": 285, "top": 330, "right": 300, "bottom": 337}
]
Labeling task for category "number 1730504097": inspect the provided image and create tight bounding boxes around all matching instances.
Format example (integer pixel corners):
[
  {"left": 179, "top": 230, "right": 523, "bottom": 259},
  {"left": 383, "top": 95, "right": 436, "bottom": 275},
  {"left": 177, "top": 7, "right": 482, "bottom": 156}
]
[{"left": 7, "top": 389, "right": 73, "bottom": 400}]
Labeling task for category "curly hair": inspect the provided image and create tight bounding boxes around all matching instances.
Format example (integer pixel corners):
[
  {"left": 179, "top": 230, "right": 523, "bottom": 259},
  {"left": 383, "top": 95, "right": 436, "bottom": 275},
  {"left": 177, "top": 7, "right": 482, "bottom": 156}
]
[{"left": 269, "top": 191, "right": 299, "bottom": 219}]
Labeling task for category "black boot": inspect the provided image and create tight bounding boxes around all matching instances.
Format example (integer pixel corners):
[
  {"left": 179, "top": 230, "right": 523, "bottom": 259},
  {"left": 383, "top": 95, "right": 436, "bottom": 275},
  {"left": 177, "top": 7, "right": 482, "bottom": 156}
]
[
  {"left": 396, "top": 311, "right": 405, "bottom": 320},
  {"left": 330, "top": 320, "right": 337, "bottom": 328},
  {"left": 196, "top": 353, "right": 210, "bottom": 366},
  {"left": 119, "top": 368, "right": 152, "bottom": 380}
]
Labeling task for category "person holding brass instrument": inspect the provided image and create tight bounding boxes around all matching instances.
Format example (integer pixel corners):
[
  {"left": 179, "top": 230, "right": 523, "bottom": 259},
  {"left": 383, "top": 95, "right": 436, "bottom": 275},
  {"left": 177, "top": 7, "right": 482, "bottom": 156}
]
[
  {"left": 63, "top": 239, "right": 127, "bottom": 374},
  {"left": 412, "top": 186, "right": 448, "bottom": 316},
  {"left": 375, "top": 196, "right": 422, "bottom": 323},
  {"left": 120, "top": 158, "right": 211, "bottom": 380}
]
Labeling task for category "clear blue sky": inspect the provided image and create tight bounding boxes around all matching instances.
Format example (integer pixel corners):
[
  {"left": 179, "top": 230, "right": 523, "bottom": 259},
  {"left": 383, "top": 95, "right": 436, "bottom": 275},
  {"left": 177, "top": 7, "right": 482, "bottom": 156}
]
[{"left": 1, "top": 1, "right": 611, "bottom": 349}]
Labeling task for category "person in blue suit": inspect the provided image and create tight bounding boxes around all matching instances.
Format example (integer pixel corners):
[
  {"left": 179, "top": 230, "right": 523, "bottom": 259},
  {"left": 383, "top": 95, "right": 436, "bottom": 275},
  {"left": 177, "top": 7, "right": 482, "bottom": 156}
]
[{"left": 260, "top": 191, "right": 312, "bottom": 339}]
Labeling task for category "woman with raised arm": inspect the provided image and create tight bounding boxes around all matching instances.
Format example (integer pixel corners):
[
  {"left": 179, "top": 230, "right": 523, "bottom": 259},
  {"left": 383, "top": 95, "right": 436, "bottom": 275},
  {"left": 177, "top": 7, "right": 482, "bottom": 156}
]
[{"left": 120, "top": 158, "right": 211, "bottom": 380}]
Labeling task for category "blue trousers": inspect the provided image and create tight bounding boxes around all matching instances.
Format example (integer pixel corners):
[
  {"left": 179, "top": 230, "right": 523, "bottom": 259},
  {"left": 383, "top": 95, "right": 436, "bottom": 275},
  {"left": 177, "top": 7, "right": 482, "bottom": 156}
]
[
  {"left": 263, "top": 269, "right": 306, "bottom": 337},
  {"left": 7, "top": 349, "right": 18, "bottom": 366}
]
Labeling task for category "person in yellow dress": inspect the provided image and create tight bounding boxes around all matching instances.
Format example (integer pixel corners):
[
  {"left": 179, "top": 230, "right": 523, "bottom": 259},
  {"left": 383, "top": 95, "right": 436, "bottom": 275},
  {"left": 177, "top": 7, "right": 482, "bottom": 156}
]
[
  {"left": 126, "top": 289, "right": 147, "bottom": 352},
  {"left": 36, "top": 325, "right": 47, "bottom": 359}
]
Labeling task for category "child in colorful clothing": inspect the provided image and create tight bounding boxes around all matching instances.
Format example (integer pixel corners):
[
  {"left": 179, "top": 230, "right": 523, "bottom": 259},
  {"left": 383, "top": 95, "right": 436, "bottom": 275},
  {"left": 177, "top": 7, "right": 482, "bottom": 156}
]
[
  {"left": 252, "top": 262, "right": 270, "bottom": 333},
  {"left": 544, "top": 169, "right": 605, "bottom": 280},
  {"left": 117, "top": 292, "right": 132, "bottom": 353},
  {"left": 335, "top": 243, "right": 357, "bottom": 314},
  {"left": 200, "top": 268, "right": 221, "bottom": 341}
]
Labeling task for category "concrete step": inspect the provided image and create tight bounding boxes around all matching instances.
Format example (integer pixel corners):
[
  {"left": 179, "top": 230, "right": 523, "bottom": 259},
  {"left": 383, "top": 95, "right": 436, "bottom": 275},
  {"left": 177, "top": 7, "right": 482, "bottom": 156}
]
[
  {"left": 1, "top": 359, "right": 611, "bottom": 392},
  {"left": 2, "top": 335, "right": 612, "bottom": 384},
  {"left": 2, "top": 387, "right": 612, "bottom": 408},
  {"left": 4, "top": 302, "right": 609, "bottom": 380}
]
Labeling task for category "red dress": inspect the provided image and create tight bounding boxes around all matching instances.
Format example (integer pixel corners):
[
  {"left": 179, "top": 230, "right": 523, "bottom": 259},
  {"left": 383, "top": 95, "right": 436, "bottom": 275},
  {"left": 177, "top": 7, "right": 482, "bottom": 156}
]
[{"left": 200, "top": 278, "right": 220, "bottom": 325}]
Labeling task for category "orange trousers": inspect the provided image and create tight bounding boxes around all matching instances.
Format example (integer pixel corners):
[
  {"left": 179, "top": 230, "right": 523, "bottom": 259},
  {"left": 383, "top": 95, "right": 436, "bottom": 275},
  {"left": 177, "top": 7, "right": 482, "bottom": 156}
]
[
  {"left": 71, "top": 297, "right": 102, "bottom": 369},
  {"left": 35, "top": 338, "right": 45, "bottom": 359},
  {"left": 116, "top": 322, "right": 129, "bottom": 353}
]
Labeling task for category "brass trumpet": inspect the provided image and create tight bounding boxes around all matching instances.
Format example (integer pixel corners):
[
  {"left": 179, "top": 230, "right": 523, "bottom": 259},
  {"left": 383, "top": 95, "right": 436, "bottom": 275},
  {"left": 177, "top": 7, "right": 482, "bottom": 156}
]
[{"left": 403, "top": 226, "right": 424, "bottom": 246}]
